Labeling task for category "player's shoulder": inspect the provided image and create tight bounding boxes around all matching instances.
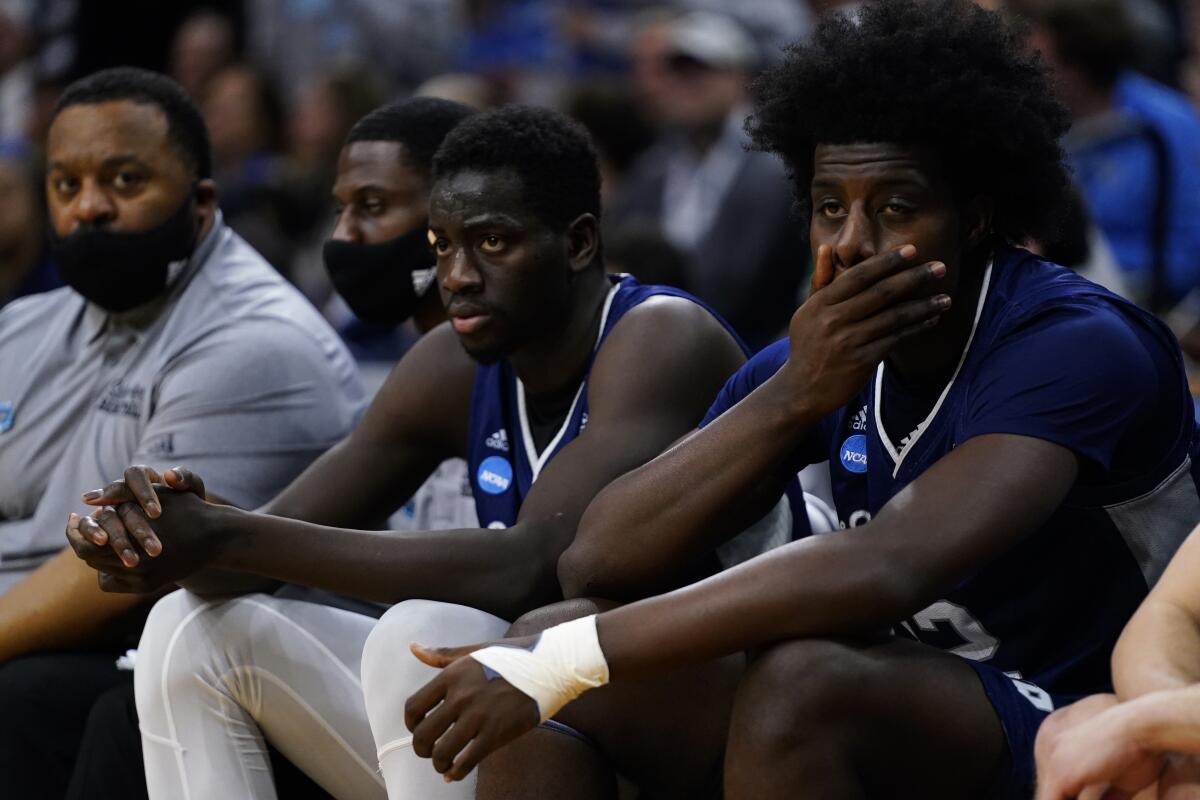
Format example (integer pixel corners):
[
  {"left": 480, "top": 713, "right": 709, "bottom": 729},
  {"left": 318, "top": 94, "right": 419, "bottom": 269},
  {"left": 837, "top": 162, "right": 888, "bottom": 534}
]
[
  {"left": 596, "top": 287, "right": 745, "bottom": 379},
  {"left": 377, "top": 321, "right": 477, "bottom": 410},
  {"left": 986, "top": 247, "right": 1164, "bottom": 345}
]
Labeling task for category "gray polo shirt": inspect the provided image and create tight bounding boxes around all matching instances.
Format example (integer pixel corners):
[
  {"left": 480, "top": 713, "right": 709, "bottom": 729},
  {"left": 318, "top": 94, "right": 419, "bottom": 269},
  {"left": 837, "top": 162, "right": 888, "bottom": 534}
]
[{"left": 0, "top": 214, "right": 366, "bottom": 592}]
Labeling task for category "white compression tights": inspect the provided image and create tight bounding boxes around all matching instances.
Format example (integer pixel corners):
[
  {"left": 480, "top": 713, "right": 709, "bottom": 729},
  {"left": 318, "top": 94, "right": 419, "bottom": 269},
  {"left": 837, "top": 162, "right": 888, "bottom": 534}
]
[
  {"left": 361, "top": 600, "right": 510, "bottom": 800},
  {"left": 135, "top": 590, "right": 386, "bottom": 800},
  {"left": 135, "top": 591, "right": 510, "bottom": 800}
]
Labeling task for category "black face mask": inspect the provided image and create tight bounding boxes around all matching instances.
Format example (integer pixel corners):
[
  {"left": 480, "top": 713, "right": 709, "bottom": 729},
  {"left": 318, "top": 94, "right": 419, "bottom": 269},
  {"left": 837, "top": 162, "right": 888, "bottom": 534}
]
[
  {"left": 323, "top": 226, "right": 437, "bottom": 325},
  {"left": 50, "top": 192, "right": 198, "bottom": 313}
]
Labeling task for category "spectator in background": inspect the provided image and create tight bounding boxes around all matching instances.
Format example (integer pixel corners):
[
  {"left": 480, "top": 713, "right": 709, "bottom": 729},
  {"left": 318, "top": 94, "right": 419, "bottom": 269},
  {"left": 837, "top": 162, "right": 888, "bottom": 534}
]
[
  {"left": 246, "top": 0, "right": 458, "bottom": 101},
  {"left": 0, "top": 138, "right": 59, "bottom": 308},
  {"left": 168, "top": 9, "right": 238, "bottom": 101},
  {"left": 612, "top": 11, "right": 805, "bottom": 349},
  {"left": 201, "top": 63, "right": 292, "bottom": 271},
  {"left": 1018, "top": 0, "right": 1200, "bottom": 315},
  {"left": 564, "top": 82, "right": 656, "bottom": 207},
  {"left": 0, "top": 66, "right": 362, "bottom": 799},
  {"left": 280, "top": 66, "right": 385, "bottom": 306},
  {"left": 564, "top": 81, "right": 692, "bottom": 289}
]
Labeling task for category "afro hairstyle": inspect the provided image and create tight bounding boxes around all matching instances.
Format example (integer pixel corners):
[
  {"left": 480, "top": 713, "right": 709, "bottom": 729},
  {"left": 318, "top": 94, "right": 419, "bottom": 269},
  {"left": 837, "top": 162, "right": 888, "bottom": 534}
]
[
  {"left": 748, "top": 0, "right": 1072, "bottom": 246},
  {"left": 431, "top": 104, "right": 602, "bottom": 235},
  {"left": 54, "top": 67, "right": 212, "bottom": 180},
  {"left": 346, "top": 97, "right": 477, "bottom": 176}
]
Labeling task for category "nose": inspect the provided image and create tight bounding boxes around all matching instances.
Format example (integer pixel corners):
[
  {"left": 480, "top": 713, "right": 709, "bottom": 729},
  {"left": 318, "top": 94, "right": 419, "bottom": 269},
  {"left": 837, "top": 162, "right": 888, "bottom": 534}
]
[
  {"left": 331, "top": 208, "right": 360, "bottom": 243},
  {"left": 73, "top": 178, "right": 116, "bottom": 227},
  {"left": 833, "top": 203, "right": 877, "bottom": 270},
  {"left": 439, "top": 245, "right": 482, "bottom": 294}
]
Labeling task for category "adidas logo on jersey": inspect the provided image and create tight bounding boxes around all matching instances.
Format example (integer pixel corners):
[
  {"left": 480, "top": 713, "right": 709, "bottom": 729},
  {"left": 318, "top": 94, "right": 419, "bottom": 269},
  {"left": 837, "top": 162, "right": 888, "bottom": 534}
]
[
  {"left": 485, "top": 429, "right": 509, "bottom": 452},
  {"left": 580, "top": 412, "right": 589, "bottom": 432},
  {"left": 851, "top": 406, "right": 868, "bottom": 431}
]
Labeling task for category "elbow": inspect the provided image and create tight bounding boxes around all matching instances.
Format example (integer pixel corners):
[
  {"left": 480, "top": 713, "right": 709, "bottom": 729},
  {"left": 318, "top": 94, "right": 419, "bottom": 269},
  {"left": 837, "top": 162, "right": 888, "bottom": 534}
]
[{"left": 557, "top": 540, "right": 601, "bottom": 600}]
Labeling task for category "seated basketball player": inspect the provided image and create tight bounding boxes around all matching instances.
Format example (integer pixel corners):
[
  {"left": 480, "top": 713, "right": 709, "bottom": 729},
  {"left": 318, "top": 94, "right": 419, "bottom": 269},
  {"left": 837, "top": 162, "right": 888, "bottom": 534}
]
[
  {"left": 67, "top": 106, "right": 759, "bottom": 799},
  {"left": 398, "top": 3, "right": 1200, "bottom": 798}
]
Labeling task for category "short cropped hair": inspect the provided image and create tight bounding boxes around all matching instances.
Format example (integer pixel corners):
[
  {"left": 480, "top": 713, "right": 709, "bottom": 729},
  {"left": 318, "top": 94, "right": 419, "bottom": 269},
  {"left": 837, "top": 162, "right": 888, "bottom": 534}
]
[
  {"left": 748, "top": 0, "right": 1072, "bottom": 245},
  {"left": 346, "top": 97, "right": 477, "bottom": 176},
  {"left": 53, "top": 67, "right": 213, "bottom": 180},
  {"left": 431, "top": 105, "right": 602, "bottom": 233}
]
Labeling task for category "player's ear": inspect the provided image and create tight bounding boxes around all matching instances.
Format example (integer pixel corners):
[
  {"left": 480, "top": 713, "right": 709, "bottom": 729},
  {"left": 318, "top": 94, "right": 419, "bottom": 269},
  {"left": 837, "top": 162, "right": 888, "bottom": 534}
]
[
  {"left": 963, "top": 195, "right": 994, "bottom": 250},
  {"left": 566, "top": 213, "right": 600, "bottom": 275}
]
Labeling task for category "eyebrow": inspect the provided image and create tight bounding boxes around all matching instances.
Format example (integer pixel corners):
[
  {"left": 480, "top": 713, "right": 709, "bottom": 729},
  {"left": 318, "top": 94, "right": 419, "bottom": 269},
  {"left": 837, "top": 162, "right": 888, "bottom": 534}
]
[
  {"left": 47, "top": 154, "right": 151, "bottom": 172},
  {"left": 811, "top": 175, "right": 930, "bottom": 192},
  {"left": 461, "top": 214, "right": 523, "bottom": 229}
]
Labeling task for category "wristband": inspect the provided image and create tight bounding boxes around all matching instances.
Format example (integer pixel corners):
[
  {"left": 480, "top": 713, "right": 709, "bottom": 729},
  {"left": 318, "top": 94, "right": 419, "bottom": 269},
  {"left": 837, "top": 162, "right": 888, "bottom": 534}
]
[{"left": 470, "top": 614, "right": 610, "bottom": 721}]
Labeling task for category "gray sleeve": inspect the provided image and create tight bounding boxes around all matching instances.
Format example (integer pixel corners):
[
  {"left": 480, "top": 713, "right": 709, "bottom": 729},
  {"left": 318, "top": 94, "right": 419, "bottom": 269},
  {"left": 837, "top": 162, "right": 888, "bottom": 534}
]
[{"left": 135, "top": 321, "right": 365, "bottom": 509}]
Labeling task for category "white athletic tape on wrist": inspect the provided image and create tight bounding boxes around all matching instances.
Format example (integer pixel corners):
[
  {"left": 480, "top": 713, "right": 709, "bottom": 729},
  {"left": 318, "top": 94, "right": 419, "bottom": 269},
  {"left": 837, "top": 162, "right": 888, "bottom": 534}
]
[{"left": 469, "top": 614, "right": 610, "bottom": 722}]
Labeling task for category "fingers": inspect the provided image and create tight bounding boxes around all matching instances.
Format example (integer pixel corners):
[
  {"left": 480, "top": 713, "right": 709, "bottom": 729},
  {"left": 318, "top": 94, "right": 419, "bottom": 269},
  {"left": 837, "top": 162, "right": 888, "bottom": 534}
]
[
  {"left": 65, "top": 514, "right": 124, "bottom": 571},
  {"left": 88, "top": 506, "right": 141, "bottom": 567},
  {"left": 442, "top": 731, "right": 491, "bottom": 783},
  {"left": 117, "top": 503, "right": 162, "bottom": 557},
  {"left": 405, "top": 674, "right": 449, "bottom": 734},
  {"left": 81, "top": 479, "right": 135, "bottom": 508},
  {"left": 411, "top": 641, "right": 481, "bottom": 669},
  {"left": 123, "top": 465, "right": 163, "bottom": 518},
  {"left": 810, "top": 244, "right": 834, "bottom": 295},
  {"left": 164, "top": 467, "right": 206, "bottom": 499},
  {"left": 838, "top": 260, "right": 947, "bottom": 325},
  {"left": 820, "top": 244, "right": 919, "bottom": 305},
  {"left": 852, "top": 294, "right": 951, "bottom": 343},
  {"left": 431, "top": 716, "right": 481, "bottom": 777},
  {"left": 412, "top": 695, "right": 463, "bottom": 759}
]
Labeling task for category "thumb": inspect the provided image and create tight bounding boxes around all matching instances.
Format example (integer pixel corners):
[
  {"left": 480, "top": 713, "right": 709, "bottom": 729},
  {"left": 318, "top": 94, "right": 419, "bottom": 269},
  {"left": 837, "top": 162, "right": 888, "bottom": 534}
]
[
  {"left": 165, "top": 467, "right": 205, "bottom": 498},
  {"left": 410, "top": 641, "right": 485, "bottom": 669},
  {"left": 810, "top": 244, "right": 834, "bottom": 295}
]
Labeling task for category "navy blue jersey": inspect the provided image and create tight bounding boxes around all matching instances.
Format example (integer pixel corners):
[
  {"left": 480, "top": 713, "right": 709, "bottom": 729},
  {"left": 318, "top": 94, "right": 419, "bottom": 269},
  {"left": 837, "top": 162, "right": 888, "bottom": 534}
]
[
  {"left": 701, "top": 246, "right": 1200, "bottom": 695},
  {"left": 468, "top": 274, "right": 748, "bottom": 529}
]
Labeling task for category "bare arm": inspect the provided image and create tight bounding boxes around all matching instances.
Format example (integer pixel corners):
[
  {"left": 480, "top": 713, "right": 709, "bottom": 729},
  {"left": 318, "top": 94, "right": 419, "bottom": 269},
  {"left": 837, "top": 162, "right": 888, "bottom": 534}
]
[
  {"left": 404, "top": 431, "right": 1079, "bottom": 781},
  {"left": 1112, "top": 523, "right": 1200, "bottom": 699},
  {"left": 590, "top": 433, "right": 1077, "bottom": 675},
  {"left": 560, "top": 245, "right": 950, "bottom": 599},
  {"left": 0, "top": 548, "right": 149, "bottom": 663},
  {"left": 75, "top": 301, "right": 746, "bottom": 619}
]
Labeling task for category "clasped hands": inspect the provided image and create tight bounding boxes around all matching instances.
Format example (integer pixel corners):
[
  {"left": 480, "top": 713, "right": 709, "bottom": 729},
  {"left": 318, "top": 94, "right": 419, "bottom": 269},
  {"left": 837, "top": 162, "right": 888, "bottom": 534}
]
[{"left": 64, "top": 465, "right": 215, "bottom": 592}]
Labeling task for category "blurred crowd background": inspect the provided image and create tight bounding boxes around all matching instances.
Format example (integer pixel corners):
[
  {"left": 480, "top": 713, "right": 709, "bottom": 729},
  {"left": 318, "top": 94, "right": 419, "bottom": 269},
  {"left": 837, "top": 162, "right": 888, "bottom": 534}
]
[{"left": 1, "top": 0, "right": 1199, "bottom": 375}]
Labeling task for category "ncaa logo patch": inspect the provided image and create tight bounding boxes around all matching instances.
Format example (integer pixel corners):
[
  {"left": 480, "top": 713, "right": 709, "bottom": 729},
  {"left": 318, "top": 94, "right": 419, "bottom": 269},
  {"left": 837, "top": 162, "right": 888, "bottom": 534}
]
[
  {"left": 477, "top": 456, "right": 513, "bottom": 495},
  {"left": 0, "top": 401, "right": 12, "bottom": 433},
  {"left": 840, "top": 434, "right": 868, "bottom": 474}
]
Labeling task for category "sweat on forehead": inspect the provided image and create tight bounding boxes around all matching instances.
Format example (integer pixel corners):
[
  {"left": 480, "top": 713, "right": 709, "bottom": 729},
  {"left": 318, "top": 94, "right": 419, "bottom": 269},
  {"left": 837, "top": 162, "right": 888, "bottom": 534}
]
[{"left": 428, "top": 168, "right": 543, "bottom": 226}]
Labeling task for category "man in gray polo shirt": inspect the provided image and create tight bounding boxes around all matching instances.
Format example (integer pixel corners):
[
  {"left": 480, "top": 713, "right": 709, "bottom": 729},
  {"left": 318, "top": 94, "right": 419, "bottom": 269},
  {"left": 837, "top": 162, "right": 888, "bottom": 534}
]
[{"left": 0, "top": 67, "right": 363, "bottom": 797}]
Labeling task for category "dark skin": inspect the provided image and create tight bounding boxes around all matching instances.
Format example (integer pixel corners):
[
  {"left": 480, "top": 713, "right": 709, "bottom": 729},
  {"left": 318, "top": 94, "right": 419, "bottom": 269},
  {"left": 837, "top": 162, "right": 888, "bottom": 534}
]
[
  {"left": 64, "top": 138, "right": 443, "bottom": 596},
  {"left": 400, "top": 143, "right": 1081, "bottom": 796},
  {"left": 66, "top": 166, "right": 750, "bottom": 623},
  {"left": 331, "top": 140, "right": 446, "bottom": 334},
  {"left": 0, "top": 98, "right": 218, "bottom": 664}
]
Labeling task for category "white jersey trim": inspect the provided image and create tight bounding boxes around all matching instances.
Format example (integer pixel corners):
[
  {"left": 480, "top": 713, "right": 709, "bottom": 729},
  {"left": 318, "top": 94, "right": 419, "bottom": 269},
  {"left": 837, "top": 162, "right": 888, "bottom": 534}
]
[
  {"left": 875, "top": 259, "right": 994, "bottom": 478},
  {"left": 517, "top": 283, "right": 620, "bottom": 483}
]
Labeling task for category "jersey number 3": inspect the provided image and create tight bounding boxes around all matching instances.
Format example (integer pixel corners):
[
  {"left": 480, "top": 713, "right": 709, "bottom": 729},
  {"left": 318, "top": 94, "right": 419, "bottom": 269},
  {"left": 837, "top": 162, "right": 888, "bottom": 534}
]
[{"left": 897, "top": 600, "right": 999, "bottom": 661}]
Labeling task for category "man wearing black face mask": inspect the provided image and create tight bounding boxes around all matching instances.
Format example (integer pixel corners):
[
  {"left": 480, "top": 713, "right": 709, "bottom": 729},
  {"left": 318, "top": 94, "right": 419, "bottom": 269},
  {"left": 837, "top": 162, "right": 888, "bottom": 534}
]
[
  {"left": 0, "top": 67, "right": 364, "bottom": 798},
  {"left": 324, "top": 98, "right": 479, "bottom": 535}
]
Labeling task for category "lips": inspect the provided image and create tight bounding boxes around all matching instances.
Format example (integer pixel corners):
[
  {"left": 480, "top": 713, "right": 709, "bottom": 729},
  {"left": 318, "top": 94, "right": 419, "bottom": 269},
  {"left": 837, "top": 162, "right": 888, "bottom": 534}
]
[
  {"left": 447, "top": 302, "right": 491, "bottom": 335},
  {"left": 451, "top": 314, "right": 490, "bottom": 334}
]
